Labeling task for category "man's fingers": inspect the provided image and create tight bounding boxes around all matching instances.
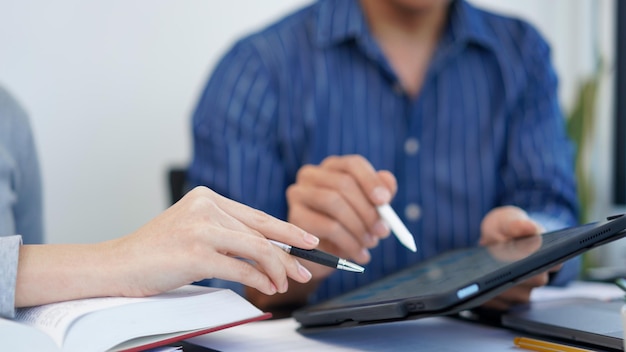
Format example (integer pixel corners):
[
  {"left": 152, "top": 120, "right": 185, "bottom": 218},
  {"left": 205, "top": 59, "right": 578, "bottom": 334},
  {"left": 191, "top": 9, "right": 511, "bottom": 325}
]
[
  {"left": 322, "top": 155, "right": 392, "bottom": 205},
  {"left": 288, "top": 182, "right": 371, "bottom": 245},
  {"left": 295, "top": 163, "right": 388, "bottom": 241},
  {"left": 503, "top": 218, "right": 542, "bottom": 239},
  {"left": 288, "top": 202, "right": 371, "bottom": 263},
  {"left": 480, "top": 206, "right": 542, "bottom": 245},
  {"left": 378, "top": 170, "right": 398, "bottom": 197}
]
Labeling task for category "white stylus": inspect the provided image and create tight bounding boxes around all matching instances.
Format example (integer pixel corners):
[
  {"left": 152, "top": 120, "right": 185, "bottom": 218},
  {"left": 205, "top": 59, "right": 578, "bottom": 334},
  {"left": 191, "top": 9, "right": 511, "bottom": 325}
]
[{"left": 376, "top": 204, "right": 417, "bottom": 252}]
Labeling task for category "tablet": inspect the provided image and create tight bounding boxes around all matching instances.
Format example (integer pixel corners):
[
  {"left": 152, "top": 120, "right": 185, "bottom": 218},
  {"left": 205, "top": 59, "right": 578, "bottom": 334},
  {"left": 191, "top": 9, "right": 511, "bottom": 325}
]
[
  {"left": 293, "top": 214, "right": 626, "bottom": 330},
  {"left": 502, "top": 298, "right": 624, "bottom": 350}
]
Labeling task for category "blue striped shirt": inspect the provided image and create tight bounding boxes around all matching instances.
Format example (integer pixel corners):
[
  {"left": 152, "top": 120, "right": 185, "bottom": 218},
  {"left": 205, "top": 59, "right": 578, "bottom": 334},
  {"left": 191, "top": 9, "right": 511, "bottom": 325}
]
[{"left": 189, "top": 0, "right": 579, "bottom": 303}]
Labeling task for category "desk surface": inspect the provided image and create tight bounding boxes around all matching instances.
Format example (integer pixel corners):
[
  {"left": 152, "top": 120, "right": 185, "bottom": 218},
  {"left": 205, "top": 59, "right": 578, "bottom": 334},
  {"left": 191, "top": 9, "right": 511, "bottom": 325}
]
[
  {"left": 185, "top": 281, "right": 625, "bottom": 351},
  {"left": 187, "top": 315, "right": 520, "bottom": 351}
]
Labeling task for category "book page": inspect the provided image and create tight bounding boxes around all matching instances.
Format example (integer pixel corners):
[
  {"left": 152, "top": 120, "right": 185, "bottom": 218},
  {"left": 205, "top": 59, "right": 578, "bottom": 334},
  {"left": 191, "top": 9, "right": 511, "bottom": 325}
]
[
  {"left": 13, "top": 286, "right": 258, "bottom": 352},
  {"left": 73, "top": 287, "right": 259, "bottom": 352},
  {"left": 15, "top": 296, "right": 149, "bottom": 348},
  {"left": 0, "top": 317, "right": 57, "bottom": 352}
]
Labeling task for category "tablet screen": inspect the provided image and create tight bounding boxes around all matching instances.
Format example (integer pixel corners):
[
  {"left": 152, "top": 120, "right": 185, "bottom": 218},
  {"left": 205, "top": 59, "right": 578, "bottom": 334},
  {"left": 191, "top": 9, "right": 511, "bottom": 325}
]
[{"left": 320, "top": 225, "right": 591, "bottom": 306}]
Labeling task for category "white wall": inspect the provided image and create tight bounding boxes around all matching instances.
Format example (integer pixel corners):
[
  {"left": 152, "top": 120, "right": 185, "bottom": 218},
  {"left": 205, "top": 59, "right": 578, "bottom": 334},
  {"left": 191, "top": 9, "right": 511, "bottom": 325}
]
[
  {"left": 0, "top": 1, "right": 620, "bottom": 251},
  {"left": 0, "top": 0, "right": 311, "bottom": 244}
]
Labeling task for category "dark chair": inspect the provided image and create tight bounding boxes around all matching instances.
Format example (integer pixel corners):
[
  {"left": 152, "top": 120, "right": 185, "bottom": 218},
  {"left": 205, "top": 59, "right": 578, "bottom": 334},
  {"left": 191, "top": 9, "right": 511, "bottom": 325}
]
[{"left": 167, "top": 167, "right": 188, "bottom": 205}]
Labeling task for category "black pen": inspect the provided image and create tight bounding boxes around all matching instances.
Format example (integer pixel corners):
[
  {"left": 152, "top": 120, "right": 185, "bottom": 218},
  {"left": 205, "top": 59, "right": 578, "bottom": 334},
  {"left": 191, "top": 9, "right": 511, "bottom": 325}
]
[{"left": 269, "top": 240, "right": 365, "bottom": 273}]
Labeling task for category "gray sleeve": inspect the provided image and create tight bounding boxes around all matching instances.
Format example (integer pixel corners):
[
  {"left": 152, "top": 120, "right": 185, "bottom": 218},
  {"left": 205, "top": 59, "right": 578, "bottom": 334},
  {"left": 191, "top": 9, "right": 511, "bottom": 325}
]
[
  {"left": 0, "top": 85, "right": 44, "bottom": 244},
  {"left": 0, "top": 235, "right": 22, "bottom": 319}
]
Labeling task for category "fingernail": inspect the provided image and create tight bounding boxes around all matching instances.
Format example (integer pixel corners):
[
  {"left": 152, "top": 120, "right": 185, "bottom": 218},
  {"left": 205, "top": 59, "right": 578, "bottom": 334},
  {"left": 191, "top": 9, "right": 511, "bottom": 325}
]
[
  {"left": 281, "top": 280, "right": 289, "bottom": 293},
  {"left": 298, "top": 262, "right": 312, "bottom": 281},
  {"left": 359, "top": 248, "right": 371, "bottom": 263},
  {"left": 371, "top": 187, "right": 391, "bottom": 204},
  {"left": 303, "top": 232, "right": 320, "bottom": 246},
  {"left": 269, "top": 283, "right": 277, "bottom": 295},
  {"left": 372, "top": 220, "right": 390, "bottom": 237}
]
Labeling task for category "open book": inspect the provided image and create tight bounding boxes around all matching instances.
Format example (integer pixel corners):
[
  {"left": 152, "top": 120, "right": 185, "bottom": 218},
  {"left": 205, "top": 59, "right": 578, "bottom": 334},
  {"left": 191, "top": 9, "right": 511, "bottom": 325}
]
[{"left": 2, "top": 285, "right": 270, "bottom": 352}]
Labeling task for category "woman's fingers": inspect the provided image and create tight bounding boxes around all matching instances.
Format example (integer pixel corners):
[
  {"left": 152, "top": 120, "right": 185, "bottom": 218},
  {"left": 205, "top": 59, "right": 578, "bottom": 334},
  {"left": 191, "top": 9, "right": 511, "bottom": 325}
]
[
  {"left": 206, "top": 230, "right": 313, "bottom": 293},
  {"left": 204, "top": 186, "right": 320, "bottom": 249}
]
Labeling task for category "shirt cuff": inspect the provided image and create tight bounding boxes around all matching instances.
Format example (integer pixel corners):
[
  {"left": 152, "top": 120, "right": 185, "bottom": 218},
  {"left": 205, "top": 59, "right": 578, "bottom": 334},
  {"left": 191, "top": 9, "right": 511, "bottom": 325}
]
[{"left": 0, "top": 235, "right": 22, "bottom": 319}]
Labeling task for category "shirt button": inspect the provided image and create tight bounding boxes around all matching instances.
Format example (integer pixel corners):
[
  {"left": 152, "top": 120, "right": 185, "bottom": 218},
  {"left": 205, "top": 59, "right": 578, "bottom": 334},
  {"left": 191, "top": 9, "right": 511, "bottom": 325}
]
[
  {"left": 404, "top": 138, "right": 420, "bottom": 155},
  {"left": 405, "top": 203, "right": 422, "bottom": 221}
]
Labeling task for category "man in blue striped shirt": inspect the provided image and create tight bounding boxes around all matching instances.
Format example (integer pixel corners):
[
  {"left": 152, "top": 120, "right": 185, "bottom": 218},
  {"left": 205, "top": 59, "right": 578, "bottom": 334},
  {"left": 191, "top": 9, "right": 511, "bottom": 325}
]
[{"left": 188, "top": 0, "right": 579, "bottom": 312}]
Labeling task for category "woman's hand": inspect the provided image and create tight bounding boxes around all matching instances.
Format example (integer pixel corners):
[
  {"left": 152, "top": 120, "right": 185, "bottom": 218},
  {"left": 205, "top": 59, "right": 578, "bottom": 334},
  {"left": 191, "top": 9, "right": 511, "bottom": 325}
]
[{"left": 16, "top": 186, "right": 318, "bottom": 307}]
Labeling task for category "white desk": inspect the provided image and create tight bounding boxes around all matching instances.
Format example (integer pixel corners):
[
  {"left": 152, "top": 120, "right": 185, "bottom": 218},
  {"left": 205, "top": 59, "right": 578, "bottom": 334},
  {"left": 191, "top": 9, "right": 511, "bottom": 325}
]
[
  {"left": 186, "top": 281, "right": 625, "bottom": 351},
  {"left": 187, "top": 316, "right": 520, "bottom": 351}
]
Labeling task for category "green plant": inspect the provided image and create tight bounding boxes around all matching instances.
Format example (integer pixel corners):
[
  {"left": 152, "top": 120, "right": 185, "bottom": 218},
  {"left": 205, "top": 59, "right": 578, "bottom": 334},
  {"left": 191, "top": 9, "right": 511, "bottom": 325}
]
[
  {"left": 566, "top": 64, "right": 602, "bottom": 224},
  {"left": 566, "top": 62, "right": 603, "bottom": 275}
]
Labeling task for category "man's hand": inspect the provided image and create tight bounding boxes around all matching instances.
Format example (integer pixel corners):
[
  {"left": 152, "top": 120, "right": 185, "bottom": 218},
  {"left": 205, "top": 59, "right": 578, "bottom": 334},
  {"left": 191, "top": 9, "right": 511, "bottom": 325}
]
[
  {"left": 286, "top": 155, "right": 397, "bottom": 278},
  {"left": 479, "top": 206, "right": 559, "bottom": 310}
]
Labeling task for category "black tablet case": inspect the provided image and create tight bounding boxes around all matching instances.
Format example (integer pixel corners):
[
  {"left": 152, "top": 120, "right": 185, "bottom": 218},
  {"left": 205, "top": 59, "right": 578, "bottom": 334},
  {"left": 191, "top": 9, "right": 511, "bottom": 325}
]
[{"left": 294, "top": 214, "right": 626, "bottom": 331}]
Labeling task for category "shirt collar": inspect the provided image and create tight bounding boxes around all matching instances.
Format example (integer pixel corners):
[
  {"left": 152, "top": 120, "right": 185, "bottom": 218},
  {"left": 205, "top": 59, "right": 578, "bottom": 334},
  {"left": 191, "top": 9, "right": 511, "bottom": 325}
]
[
  {"left": 313, "top": 0, "right": 498, "bottom": 53},
  {"left": 313, "top": 0, "right": 366, "bottom": 48},
  {"left": 444, "top": 0, "right": 499, "bottom": 52}
]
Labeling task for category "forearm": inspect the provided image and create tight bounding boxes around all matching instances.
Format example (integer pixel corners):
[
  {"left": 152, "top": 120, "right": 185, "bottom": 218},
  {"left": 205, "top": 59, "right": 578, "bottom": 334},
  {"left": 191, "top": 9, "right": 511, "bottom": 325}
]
[{"left": 15, "top": 241, "right": 123, "bottom": 307}]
